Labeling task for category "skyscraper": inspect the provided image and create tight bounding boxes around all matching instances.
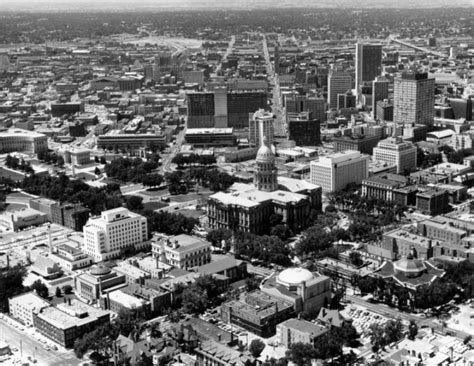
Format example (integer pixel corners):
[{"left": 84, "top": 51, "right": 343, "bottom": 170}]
[
  {"left": 327, "top": 69, "right": 352, "bottom": 110},
  {"left": 394, "top": 72, "right": 435, "bottom": 127},
  {"left": 285, "top": 94, "right": 326, "bottom": 123},
  {"left": 372, "top": 76, "right": 390, "bottom": 120},
  {"left": 249, "top": 109, "right": 275, "bottom": 147},
  {"left": 355, "top": 43, "right": 383, "bottom": 98}
]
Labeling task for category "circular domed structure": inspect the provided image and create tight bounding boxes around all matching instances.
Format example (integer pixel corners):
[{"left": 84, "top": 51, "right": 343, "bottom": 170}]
[
  {"left": 91, "top": 265, "right": 112, "bottom": 276},
  {"left": 394, "top": 257, "right": 426, "bottom": 277},
  {"left": 256, "top": 138, "right": 275, "bottom": 163},
  {"left": 277, "top": 267, "right": 315, "bottom": 287}
]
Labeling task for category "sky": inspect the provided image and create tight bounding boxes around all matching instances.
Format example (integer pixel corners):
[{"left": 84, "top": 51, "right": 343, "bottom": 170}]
[{"left": 0, "top": 0, "right": 471, "bottom": 11}]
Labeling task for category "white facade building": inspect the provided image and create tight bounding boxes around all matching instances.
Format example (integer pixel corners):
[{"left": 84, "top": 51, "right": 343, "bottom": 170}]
[
  {"left": 152, "top": 234, "right": 211, "bottom": 270},
  {"left": 9, "top": 292, "right": 50, "bottom": 326},
  {"left": 310, "top": 151, "right": 369, "bottom": 193},
  {"left": 83, "top": 208, "right": 148, "bottom": 262},
  {"left": 373, "top": 137, "right": 417, "bottom": 174}
]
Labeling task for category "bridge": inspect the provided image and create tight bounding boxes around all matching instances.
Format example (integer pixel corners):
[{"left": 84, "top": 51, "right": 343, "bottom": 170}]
[{"left": 388, "top": 37, "right": 447, "bottom": 58}]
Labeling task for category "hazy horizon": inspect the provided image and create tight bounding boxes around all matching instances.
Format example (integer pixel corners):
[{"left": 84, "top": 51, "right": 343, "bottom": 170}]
[{"left": 0, "top": 0, "right": 472, "bottom": 12}]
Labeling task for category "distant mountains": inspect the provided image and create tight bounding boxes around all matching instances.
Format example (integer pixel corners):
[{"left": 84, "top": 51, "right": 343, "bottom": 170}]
[{"left": 1, "top": 0, "right": 472, "bottom": 11}]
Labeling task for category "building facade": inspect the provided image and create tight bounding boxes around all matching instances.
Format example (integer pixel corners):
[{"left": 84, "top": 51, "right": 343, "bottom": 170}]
[
  {"left": 9, "top": 292, "right": 50, "bottom": 327},
  {"left": 288, "top": 111, "right": 321, "bottom": 146},
  {"left": 0, "top": 129, "right": 47, "bottom": 154},
  {"left": 151, "top": 234, "right": 212, "bottom": 270},
  {"left": 83, "top": 208, "right": 148, "bottom": 262},
  {"left": 310, "top": 151, "right": 369, "bottom": 193},
  {"left": 394, "top": 72, "right": 435, "bottom": 126},
  {"left": 328, "top": 69, "right": 352, "bottom": 110},
  {"left": 373, "top": 137, "right": 417, "bottom": 175},
  {"left": 356, "top": 43, "right": 383, "bottom": 99},
  {"left": 249, "top": 109, "right": 275, "bottom": 147}
]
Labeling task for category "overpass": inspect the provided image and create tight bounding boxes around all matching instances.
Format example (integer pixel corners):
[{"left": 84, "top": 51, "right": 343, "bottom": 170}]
[{"left": 389, "top": 37, "right": 447, "bottom": 58}]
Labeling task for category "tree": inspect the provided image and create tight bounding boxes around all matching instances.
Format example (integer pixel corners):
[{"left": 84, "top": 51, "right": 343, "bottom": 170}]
[
  {"left": 55, "top": 286, "right": 62, "bottom": 297},
  {"left": 56, "top": 155, "right": 65, "bottom": 167},
  {"left": 30, "top": 280, "right": 49, "bottom": 299},
  {"left": 126, "top": 195, "right": 143, "bottom": 212},
  {"left": 286, "top": 342, "right": 316, "bottom": 366},
  {"left": 94, "top": 156, "right": 100, "bottom": 163},
  {"left": 349, "top": 251, "right": 363, "bottom": 267},
  {"left": 249, "top": 339, "right": 265, "bottom": 358},
  {"left": 100, "top": 156, "right": 107, "bottom": 164},
  {"left": 408, "top": 320, "right": 418, "bottom": 340},
  {"left": 181, "top": 287, "right": 208, "bottom": 315},
  {"left": 94, "top": 167, "right": 101, "bottom": 176},
  {"left": 384, "top": 318, "right": 404, "bottom": 344},
  {"left": 369, "top": 323, "right": 386, "bottom": 353},
  {"left": 62, "top": 284, "right": 73, "bottom": 295}
]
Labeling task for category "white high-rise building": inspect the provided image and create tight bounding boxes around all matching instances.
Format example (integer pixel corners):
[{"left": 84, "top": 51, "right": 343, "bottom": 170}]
[
  {"left": 83, "top": 208, "right": 148, "bottom": 262},
  {"left": 310, "top": 151, "right": 369, "bottom": 193},
  {"left": 373, "top": 137, "right": 417, "bottom": 175},
  {"left": 249, "top": 109, "right": 275, "bottom": 147}
]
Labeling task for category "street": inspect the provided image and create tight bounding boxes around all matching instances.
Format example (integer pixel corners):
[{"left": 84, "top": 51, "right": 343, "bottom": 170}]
[
  {"left": 0, "top": 317, "right": 81, "bottom": 366},
  {"left": 346, "top": 295, "right": 472, "bottom": 340}
]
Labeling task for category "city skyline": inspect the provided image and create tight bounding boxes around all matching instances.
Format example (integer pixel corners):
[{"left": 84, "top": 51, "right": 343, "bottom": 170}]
[{"left": 1, "top": 0, "right": 472, "bottom": 11}]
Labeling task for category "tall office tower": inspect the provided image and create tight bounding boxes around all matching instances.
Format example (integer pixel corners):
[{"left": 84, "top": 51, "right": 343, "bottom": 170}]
[
  {"left": 249, "top": 109, "right": 275, "bottom": 147},
  {"left": 152, "top": 51, "right": 181, "bottom": 80},
  {"left": 372, "top": 77, "right": 390, "bottom": 119},
  {"left": 310, "top": 151, "right": 369, "bottom": 193},
  {"left": 286, "top": 94, "right": 326, "bottom": 123},
  {"left": 449, "top": 97, "right": 472, "bottom": 120},
  {"left": 355, "top": 43, "right": 383, "bottom": 99},
  {"left": 227, "top": 91, "right": 267, "bottom": 129},
  {"left": 393, "top": 72, "right": 435, "bottom": 127},
  {"left": 187, "top": 92, "right": 215, "bottom": 128},
  {"left": 373, "top": 137, "right": 417, "bottom": 175},
  {"left": 83, "top": 208, "right": 148, "bottom": 262},
  {"left": 214, "top": 86, "right": 228, "bottom": 128},
  {"left": 288, "top": 111, "right": 321, "bottom": 146},
  {"left": 328, "top": 69, "right": 352, "bottom": 110}
]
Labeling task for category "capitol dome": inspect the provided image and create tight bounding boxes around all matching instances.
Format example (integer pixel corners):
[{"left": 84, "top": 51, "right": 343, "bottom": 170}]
[
  {"left": 256, "top": 137, "right": 275, "bottom": 163},
  {"left": 91, "top": 265, "right": 112, "bottom": 276},
  {"left": 277, "top": 267, "right": 315, "bottom": 286},
  {"left": 394, "top": 256, "right": 426, "bottom": 277}
]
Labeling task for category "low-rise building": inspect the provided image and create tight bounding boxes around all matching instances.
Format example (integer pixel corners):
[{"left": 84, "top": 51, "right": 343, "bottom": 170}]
[
  {"left": 261, "top": 267, "right": 331, "bottom": 314},
  {"left": 382, "top": 229, "right": 433, "bottom": 260},
  {"left": 75, "top": 265, "right": 126, "bottom": 303},
  {"left": 152, "top": 234, "right": 211, "bottom": 270},
  {"left": 0, "top": 208, "right": 49, "bottom": 231},
  {"left": 9, "top": 292, "right": 50, "bottom": 327},
  {"left": 102, "top": 289, "right": 151, "bottom": 316},
  {"left": 195, "top": 340, "right": 256, "bottom": 366},
  {"left": 50, "top": 243, "right": 92, "bottom": 271},
  {"left": 34, "top": 299, "right": 110, "bottom": 348},
  {"left": 0, "top": 129, "right": 48, "bottom": 154},
  {"left": 276, "top": 318, "right": 328, "bottom": 347},
  {"left": 31, "top": 255, "right": 62, "bottom": 280},
  {"left": 194, "top": 256, "right": 247, "bottom": 283},
  {"left": 113, "top": 262, "right": 151, "bottom": 285},
  {"left": 221, "top": 290, "right": 294, "bottom": 337},
  {"left": 416, "top": 189, "right": 450, "bottom": 216}
]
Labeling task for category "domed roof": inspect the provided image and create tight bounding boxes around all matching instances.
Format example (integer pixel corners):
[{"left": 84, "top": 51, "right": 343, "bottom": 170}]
[
  {"left": 394, "top": 257, "right": 426, "bottom": 275},
  {"left": 256, "top": 137, "right": 275, "bottom": 163},
  {"left": 278, "top": 267, "right": 314, "bottom": 286},
  {"left": 91, "top": 265, "right": 112, "bottom": 276}
]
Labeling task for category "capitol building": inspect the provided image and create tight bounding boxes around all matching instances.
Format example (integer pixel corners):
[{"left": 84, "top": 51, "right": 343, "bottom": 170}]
[{"left": 207, "top": 137, "right": 322, "bottom": 234}]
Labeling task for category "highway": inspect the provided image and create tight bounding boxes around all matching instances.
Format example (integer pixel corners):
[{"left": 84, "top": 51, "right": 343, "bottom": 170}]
[{"left": 389, "top": 37, "right": 447, "bottom": 58}]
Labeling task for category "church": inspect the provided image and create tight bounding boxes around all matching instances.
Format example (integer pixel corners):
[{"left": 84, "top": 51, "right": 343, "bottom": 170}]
[{"left": 207, "top": 137, "right": 322, "bottom": 234}]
